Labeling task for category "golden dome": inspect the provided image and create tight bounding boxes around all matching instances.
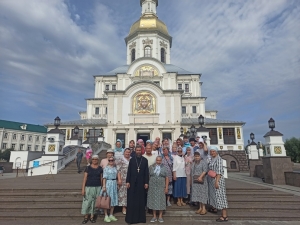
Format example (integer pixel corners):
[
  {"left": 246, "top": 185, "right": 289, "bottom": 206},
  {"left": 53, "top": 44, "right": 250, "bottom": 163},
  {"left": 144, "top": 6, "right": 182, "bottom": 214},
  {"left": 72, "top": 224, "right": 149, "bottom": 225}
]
[{"left": 127, "top": 15, "right": 170, "bottom": 39}]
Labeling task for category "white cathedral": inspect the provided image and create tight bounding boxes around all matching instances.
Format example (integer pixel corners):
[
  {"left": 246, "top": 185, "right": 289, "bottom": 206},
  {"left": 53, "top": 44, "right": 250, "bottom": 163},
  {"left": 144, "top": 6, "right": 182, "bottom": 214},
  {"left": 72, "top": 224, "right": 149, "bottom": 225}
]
[{"left": 48, "top": 0, "right": 247, "bottom": 170}]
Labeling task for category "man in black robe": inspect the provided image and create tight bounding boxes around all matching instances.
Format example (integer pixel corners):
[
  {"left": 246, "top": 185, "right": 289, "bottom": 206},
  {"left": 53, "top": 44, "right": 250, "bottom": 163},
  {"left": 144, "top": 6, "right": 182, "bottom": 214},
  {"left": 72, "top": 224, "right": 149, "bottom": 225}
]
[{"left": 126, "top": 145, "right": 149, "bottom": 224}]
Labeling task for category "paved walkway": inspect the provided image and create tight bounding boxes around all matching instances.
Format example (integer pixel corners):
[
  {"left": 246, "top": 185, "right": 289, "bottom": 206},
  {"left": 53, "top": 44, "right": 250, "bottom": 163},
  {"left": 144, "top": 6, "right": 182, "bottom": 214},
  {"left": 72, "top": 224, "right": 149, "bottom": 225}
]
[
  {"left": 229, "top": 172, "right": 300, "bottom": 196},
  {"left": 2, "top": 219, "right": 300, "bottom": 225}
]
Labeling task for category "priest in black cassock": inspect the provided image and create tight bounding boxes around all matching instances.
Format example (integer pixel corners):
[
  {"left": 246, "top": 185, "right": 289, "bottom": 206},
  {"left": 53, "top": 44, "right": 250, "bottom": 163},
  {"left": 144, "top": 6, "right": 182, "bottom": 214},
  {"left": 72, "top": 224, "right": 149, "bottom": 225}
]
[{"left": 126, "top": 145, "right": 149, "bottom": 224}]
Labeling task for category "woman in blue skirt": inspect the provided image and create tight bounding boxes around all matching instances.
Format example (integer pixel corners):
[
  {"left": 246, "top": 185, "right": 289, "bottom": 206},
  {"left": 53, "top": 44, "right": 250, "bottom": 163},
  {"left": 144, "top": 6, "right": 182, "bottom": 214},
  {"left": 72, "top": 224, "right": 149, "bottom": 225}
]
[{"left": 172, "top": 147, "right": 187, "bottom": 206}]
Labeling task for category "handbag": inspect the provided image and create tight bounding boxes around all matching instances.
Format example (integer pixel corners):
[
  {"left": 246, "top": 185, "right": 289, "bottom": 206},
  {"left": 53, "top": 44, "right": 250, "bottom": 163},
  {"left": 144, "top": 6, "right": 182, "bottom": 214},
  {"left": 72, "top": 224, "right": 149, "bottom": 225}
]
[
  {"left": 208, "top": 170, "right": 217, "bottom": 178},
  {"left": 193, "top": 175, "right": 203, "bottom": 184},
  {"left": 95, "top": 191, "right": 111, "bottom": 209}
]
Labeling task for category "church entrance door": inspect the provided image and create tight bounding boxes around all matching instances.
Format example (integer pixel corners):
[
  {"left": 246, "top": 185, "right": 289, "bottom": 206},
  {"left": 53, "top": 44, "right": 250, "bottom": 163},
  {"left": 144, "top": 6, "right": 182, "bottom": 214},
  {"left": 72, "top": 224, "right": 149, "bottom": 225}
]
[{"left": 136, "top": 133, "right": 150, "bottom": 146}]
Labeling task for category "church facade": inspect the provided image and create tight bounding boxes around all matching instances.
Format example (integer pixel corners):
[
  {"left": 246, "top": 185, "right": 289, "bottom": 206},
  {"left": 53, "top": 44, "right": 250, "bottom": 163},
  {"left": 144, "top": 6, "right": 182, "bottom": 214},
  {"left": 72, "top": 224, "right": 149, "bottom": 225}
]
[{"left": 47, "top": 0, "right": 248, "bottom": 171}]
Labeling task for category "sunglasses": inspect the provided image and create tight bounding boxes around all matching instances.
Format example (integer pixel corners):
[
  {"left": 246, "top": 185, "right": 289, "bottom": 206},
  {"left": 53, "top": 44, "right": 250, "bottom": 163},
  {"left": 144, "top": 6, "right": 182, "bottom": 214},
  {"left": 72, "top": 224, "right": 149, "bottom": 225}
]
[
  {"left": 108, "top": 160, "right": 114, "bottom": 162},
  {"left": 177, "top": 150, "right": 182, "bottom": 152},
  {"left": 92, "top": 159, "right": 98, "bottom": 160}
]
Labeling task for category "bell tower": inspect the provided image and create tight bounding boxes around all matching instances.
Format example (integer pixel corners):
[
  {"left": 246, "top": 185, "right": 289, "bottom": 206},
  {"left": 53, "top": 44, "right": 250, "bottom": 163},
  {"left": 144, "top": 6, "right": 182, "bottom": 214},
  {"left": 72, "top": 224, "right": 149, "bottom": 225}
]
[{"left": 125, "top": 0, "right": 172, "bottom": 65}]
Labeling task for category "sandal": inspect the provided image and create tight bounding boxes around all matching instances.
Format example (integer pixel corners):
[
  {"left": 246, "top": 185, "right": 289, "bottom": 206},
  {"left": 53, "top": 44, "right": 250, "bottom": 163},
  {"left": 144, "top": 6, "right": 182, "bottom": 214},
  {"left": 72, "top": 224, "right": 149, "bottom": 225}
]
[
  {"left": 90, "top": 217, "right": 97, "bottom": 223},
  {"left": 208, "top": 208, "right": 218, "bottom": 213},
  {"left": 82, "top": 218, "right": 89, "bottom": 224},
  {"left": 216, "top": 216, "right": 228, "bottom": 222}
]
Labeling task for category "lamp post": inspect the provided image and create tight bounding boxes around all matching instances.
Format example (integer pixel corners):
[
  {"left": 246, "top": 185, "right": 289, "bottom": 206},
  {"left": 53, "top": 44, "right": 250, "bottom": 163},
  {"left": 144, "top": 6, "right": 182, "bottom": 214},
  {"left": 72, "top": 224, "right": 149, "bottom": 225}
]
[
  {"left": 268, "top": 118, "right": 275, "bottom": 131},
  {"left": 54, "top": 116, "right": 61, "bottom": 129},
  {"left": 186, "top": 130, "right": 191, "bottom": 138},
  {"left": 93, "top": 126, "right": 96, "bottom": 143},
  {"left": 250, "top": 133, "right": 255, "bottom": 142},
  {"left": 179, "top": 127, "right": 184, "bottom": 138},
  {"left": 198, "top": 115, "right": 204, "bottom": 127},
  {"left": 86, "top": 131, "right": 90, "bottom": 144},
  {"left": 74, "top": 126, "right": 79, "bottom": 135}
]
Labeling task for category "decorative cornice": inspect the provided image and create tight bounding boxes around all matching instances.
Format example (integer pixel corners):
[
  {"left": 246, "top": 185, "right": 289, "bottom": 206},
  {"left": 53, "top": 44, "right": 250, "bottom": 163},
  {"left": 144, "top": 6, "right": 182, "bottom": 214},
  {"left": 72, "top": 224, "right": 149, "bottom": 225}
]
[
  {"left": 142, "top": 37, "right": 153, "bottom": 45},
  {"left": 160, "top": 41, "right": 167, "bottom": 48},
  {"left": 129, "top": 41, "right": 136, "bottom": 50}
]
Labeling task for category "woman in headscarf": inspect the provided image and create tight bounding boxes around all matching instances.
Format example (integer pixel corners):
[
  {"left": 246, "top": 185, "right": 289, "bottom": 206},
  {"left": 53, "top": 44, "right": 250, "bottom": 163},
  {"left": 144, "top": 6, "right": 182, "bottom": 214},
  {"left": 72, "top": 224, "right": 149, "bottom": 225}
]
[
  {"left": 81, "top": 155, "right": 103, "bottom": 224},
  {"left": 101, "top": 156, "right": 120, "bottom": 223},
  {"left": 114, "top": 139, "right": 124, "bottom": 160},
  {"left": 85, "top": 148, "right": 93, "bottom": 166},
  {"left": 137, "top": 139, "right": 145, "bottom": 154},
  {"left": 171, "top": 143, "right": 178, "bottom": 156},
  {"left": 184, "top": 146, "right": 194, "bottom": 201},
  {"left": 116, "top": 148, "right": 131, "bottom": 215},
  {"left": 128, "top": 140, "right": 136, "bottom": 157},
  {"left": 172, "top": 146, "right": 187, "bottom": 206},
  {"left": 208, "top": 146, "right": 228, "bottom": 222},
  {"left": 161, "top": 146, "right": 173, "bottom": 206},
  {"left": 191, "top": 151, "right": 208, "bottom": 215},
  {"left": 147, "top": 156, "right": 168, "bottom": 223}
]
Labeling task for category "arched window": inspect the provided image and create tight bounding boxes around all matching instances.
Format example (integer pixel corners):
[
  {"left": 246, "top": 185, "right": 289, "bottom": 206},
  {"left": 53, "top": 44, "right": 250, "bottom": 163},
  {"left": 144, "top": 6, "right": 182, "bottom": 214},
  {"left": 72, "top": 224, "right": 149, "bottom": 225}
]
[
  {"left": 230, "top": 161, "right": 237, "bottom": 169},
  {"left": 144, "top": 46, "right": 151, "bottom": 57},
  {"left": 131, "top": 49, "right": 135, "bottom": 62},
  {"left": 161, "top": 48, "right": 166, "bottom": 63}
]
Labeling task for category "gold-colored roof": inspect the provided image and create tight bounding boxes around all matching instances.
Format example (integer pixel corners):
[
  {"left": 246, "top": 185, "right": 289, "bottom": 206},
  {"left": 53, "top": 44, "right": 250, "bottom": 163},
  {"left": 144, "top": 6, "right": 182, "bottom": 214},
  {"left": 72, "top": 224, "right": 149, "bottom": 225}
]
[{"left": 128, "top": 15, "right": 170, "bottom": 38}]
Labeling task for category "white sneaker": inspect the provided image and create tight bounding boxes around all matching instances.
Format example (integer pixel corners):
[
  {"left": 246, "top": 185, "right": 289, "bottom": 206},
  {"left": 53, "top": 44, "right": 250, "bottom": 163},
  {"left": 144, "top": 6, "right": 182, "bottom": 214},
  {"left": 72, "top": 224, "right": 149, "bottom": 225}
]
[{"left": 167, "top": 201, "right": 172, "bottom": 207}]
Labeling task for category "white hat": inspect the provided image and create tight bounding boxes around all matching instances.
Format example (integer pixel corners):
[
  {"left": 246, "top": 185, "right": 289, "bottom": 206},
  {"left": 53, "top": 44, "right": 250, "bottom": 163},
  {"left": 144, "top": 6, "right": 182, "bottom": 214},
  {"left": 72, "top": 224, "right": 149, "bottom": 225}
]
[
  {"left": 198, "top": 138, "right": 204, "bottom": 144},
  {"left": 91, "top": 155, "right": 99, "bottom": 159}
]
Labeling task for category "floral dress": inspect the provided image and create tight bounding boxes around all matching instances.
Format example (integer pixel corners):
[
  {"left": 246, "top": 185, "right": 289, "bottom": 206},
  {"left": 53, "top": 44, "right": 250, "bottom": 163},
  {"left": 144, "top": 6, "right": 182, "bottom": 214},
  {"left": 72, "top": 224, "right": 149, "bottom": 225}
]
[
  {"left": 191, "top": 160, "right": 208, "bottom": 204},
  {"left": 162, "top": 156, "right": 173, "bottom": 195},
  {"left": 116, "top": 157, "right": 130, "bottom": 206},
  {"left": 101, "top": 166, "right": 118, "bottom": 207},
  {"left": 147, "top": 164, "right": 167, "bottom": 210},
  {"left": 208, "top": 155, "right": 228, "bottom": 210}
]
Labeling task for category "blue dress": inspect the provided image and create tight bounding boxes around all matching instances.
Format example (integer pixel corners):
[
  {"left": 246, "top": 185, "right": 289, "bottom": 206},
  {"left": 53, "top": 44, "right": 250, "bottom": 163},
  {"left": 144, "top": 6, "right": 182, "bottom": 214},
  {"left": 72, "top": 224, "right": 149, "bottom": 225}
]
[{"left": 101, "top": 166, "right": 118, "bottom": 207}]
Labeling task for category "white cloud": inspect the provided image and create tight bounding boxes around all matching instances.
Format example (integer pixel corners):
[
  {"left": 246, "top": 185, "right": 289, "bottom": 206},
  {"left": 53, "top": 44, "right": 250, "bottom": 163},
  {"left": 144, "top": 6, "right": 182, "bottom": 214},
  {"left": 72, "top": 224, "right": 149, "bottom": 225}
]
[{"left": 0, "top": 0, "right": 299, "bottom": 140}]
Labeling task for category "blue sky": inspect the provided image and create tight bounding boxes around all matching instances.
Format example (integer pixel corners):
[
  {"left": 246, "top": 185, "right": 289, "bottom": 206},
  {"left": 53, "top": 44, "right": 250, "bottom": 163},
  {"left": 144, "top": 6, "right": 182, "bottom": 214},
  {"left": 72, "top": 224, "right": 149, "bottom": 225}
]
[{"left": 0, "top": 0, "right": 299, "bottom": 143}]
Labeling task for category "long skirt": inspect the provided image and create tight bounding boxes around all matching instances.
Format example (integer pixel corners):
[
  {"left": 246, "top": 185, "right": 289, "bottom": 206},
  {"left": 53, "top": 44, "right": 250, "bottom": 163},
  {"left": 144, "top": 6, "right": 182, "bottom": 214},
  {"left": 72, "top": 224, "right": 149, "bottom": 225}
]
[
  {"left": 81, "top": 186, "right": 101, "bottom": 215},
  {"left": 173, "top": 177, "right": 187, "bottom": 198}
]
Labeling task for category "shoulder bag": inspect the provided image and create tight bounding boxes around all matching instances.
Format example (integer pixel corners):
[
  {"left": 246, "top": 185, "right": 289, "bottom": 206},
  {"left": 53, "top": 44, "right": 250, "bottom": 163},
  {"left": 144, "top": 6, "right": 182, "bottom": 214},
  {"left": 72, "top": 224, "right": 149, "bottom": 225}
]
[
  {"left": 95, "top": 191, "right": 111, "bottom": 209},
  {"left": 208, "top": 170, "right": 217, "bottom": 178}
]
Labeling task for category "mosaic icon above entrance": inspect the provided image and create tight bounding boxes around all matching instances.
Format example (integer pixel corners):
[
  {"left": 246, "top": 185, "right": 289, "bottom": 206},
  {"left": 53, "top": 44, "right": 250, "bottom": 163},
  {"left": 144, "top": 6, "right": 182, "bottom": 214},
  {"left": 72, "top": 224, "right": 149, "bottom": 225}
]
[{"left": 133, "top": 91, "right": 156, "bottom": 114}]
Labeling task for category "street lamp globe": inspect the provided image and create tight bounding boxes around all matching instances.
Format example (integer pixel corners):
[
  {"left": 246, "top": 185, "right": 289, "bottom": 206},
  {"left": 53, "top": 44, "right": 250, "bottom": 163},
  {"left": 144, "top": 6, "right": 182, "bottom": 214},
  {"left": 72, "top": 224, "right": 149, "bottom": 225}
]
[
  {"left": 186, "top": 130, "right": 191, "bottom": 137},
  {"left": 198, "top": 115, "right": 204, "bottom": 127},
  {"left": 190, "top": 125, "right": 196, "bottom": 133},
  {"left": 180, "top": 127, "right": 184, "bottom": 134},
  {"left": 268, "top": 118, "right": 275, "bottom": 131},
  {"left": 250, "top": 133, "right": 255, "bottom": 141},
  {"left": 74, "top": 126, "right": 79, "bottom": 135},
  {"left": 54, "top": 116, "right": 61, "bottom": 129}
]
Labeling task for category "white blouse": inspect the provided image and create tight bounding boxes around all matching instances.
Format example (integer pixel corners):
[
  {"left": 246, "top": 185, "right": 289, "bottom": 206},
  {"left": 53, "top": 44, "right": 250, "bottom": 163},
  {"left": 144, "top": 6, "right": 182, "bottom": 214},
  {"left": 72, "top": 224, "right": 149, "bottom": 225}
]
[{"left": 172, "top": 155, "right": 186, "bottom": 177}]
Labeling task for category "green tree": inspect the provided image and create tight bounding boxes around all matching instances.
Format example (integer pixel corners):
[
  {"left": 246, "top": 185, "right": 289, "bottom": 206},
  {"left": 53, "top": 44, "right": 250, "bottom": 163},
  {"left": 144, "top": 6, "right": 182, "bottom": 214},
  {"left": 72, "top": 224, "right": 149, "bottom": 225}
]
[
  {"left": 0, "top": 148, "right": 13, "bottom": 162},
  {"left": 285, "top": 137, "right": 300, "bottom": 163}
]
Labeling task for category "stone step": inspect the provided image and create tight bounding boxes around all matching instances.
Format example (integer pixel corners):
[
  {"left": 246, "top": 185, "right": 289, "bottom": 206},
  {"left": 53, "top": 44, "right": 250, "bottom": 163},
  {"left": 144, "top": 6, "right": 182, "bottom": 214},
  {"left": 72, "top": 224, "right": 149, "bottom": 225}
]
[
  {"left": 0, "top": 210, "right": 299, "bottom": 221},
  {"left": 0, "top": 203, "right": 299, "bottom": 211},
  {"left": 0, "top": 192, "right": 293, "bottom": 198}
]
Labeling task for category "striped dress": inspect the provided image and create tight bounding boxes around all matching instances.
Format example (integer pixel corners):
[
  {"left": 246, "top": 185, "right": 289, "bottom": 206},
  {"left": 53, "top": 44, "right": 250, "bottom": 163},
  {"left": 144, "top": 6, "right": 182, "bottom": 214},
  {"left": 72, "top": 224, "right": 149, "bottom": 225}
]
[{"left": 208, "top": 155, "right": 228, "bottom": 210}]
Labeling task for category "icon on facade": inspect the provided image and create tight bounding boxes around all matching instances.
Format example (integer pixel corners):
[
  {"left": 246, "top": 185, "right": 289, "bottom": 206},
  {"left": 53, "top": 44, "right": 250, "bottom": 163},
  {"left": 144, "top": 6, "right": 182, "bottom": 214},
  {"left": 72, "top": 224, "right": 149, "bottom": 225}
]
[
  {"left": 133, "top": 91, "right": 156, "bottom": 114},
  {"left": 274, "top": 146, "right": 282, "bottom": 154},
  {"left": 48, "top": 145, "right": 56, "bottom": 152}
]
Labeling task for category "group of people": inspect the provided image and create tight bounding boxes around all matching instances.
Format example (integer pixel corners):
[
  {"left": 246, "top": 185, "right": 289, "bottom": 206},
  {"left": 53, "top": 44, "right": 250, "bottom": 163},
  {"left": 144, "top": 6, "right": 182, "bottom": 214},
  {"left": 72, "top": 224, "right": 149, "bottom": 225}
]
[{"left": 80, "top": 136, "right": 228, "bottom": 224}]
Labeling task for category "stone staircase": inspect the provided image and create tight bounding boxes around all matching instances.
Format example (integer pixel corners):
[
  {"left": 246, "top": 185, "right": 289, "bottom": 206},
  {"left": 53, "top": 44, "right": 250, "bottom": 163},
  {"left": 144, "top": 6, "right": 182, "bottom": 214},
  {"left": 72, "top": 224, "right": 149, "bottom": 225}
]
[
  {"left": 59, "top": 147, "right": 107, "bottom": 174},
  {"left": 0, "top": 173, "right": 300, "bottom": 223}
]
